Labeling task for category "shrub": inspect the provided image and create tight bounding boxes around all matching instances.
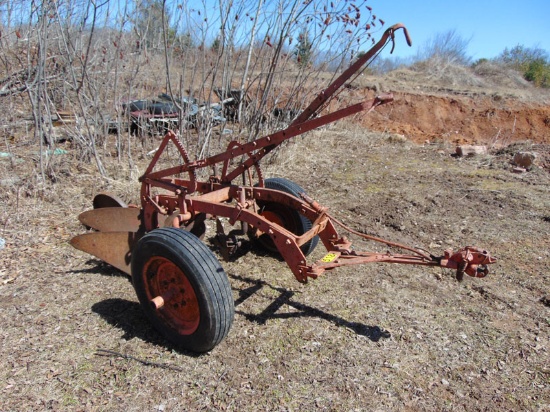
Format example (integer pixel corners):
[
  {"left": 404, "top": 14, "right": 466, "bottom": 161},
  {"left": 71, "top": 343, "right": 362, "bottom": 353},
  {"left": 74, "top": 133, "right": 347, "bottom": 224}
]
[
  {"left": 524, "top": 59, "right": 550, "bottom": 87},
  {"left": 496, "top": 45, "right": 550, "bottom": 88}
]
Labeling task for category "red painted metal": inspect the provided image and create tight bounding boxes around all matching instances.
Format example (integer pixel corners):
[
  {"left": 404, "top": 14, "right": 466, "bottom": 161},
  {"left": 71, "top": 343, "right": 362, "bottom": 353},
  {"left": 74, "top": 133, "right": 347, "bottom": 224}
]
[
  {"left": 142, "top": 256, "right": 201, "bottom": 334},
  {"left": 72, "top": 23, "right": 496, "bottom": 285}
]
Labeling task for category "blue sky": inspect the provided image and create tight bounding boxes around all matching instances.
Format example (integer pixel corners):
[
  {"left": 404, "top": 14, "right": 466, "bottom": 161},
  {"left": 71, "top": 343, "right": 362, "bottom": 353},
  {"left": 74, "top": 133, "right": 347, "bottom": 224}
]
[
  {"left": 93, "top": 0, "right": 549, "bottom": 61},
  {"left": 372, "top": 0, "right": 550, "bottom": 59}
]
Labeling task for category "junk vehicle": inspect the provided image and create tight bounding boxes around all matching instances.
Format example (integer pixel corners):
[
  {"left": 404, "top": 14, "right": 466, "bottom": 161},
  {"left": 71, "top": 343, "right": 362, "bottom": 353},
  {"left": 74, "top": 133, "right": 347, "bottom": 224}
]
[{"left": 122, "top": 93, "right": 230, "bottom": 136}]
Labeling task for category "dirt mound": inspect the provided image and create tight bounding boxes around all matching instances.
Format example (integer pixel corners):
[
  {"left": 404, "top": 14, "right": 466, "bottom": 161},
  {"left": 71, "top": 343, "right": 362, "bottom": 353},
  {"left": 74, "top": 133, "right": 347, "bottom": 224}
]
[
  {"left": 362, "top": 91, "right": 550, "bottom": 145},
  {"left": 344, "top": 63, "right": 550, "bottom": 146}
]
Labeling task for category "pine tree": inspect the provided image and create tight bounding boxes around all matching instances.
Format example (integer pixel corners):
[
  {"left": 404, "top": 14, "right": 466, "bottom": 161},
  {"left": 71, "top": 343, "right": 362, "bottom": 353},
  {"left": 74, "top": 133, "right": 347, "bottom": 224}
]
[{"left": 294, "top": 31, "right": 313, "bottom": 67}]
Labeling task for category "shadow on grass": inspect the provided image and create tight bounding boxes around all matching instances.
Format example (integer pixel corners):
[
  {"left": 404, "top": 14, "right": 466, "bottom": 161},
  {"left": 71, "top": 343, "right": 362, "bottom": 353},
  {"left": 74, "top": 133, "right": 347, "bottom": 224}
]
[
  {"left": 91, "top": 298, "right": 200, "bottom": 357},
  {"left": 68, "top": 259, "right": 129, "bottom": 278},
  {"left": 87, "top": 268, "right": 389, "bottom": 356},
  {"left": 230, "top": 273, "right": 391, "bottom": 342}
]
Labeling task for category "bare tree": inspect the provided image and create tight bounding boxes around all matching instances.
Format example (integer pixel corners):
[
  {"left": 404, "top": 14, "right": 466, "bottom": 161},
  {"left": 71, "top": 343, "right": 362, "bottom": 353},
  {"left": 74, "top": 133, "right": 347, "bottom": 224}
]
[
  {"left": 415, "top": 29, "right": 472, "bottom": 66},
  {"left": 1, "top": 0, "right": 386, "bottom": 177}
]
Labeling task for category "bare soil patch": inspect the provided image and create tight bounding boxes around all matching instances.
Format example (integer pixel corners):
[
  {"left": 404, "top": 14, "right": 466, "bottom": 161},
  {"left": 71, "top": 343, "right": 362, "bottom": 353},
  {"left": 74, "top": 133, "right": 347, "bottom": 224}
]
[
  {"left": 365, "top": 91, "right": 550, "bottom": 145},
  {"left": 339, "top": 67, "right": 550, "bottom": 146}
]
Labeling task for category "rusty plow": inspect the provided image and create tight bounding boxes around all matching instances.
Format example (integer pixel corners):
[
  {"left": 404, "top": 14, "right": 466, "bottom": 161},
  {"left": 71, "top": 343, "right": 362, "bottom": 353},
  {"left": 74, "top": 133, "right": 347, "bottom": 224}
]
[{"left": 71, "top": 24, "right": 496, "bottom": 353}]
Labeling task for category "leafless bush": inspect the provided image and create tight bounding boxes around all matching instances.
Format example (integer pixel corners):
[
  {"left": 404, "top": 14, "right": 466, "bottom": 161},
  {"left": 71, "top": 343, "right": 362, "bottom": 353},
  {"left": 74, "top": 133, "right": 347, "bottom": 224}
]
[
  {"left": 415, "top": 29, "right": 472, "bottom": 66},
  {"left": 0, "top": 0, "right": 390, "bottom": 180}
]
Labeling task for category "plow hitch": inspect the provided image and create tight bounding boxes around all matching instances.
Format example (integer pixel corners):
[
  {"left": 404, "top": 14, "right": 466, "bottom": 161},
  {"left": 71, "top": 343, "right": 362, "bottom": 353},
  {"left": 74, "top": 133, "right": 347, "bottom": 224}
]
[
  {"left": 439, "top": 247, "right": 497, "bottom": 281},
  {"left": 70, "top": 23, "right": 496, "bottom": 353}
]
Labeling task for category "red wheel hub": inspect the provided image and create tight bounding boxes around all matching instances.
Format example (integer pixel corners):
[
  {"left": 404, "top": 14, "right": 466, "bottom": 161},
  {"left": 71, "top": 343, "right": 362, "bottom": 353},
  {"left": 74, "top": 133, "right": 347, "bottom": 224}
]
[
  {"left": 261, "top": 210, "right": 285, "bottom": 227},
  {"left": 143, "top": 257, "right": 200, "bottom": 335}
]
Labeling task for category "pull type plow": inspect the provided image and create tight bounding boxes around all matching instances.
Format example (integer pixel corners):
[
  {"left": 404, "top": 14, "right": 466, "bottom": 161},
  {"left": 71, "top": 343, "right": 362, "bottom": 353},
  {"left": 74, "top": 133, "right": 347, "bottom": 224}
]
[{"left": 71, "top": 24, "right": 496, "bottom": 353}]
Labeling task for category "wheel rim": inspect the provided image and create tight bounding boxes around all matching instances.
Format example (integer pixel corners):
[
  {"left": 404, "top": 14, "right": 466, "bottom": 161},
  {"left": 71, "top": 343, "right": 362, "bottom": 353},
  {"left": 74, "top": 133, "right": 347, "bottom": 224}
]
[
  {"left": 143, "top": 256, "right": 200, "bottom": 335},
  {"left": 261, "top": 210, "right": 286, "bottom": 228},
  {"left": 261, "top": 205, "right": 300, "bottom": 232},
  {"left": 256, "top": 205, "right": 301, "bottom": 251}
]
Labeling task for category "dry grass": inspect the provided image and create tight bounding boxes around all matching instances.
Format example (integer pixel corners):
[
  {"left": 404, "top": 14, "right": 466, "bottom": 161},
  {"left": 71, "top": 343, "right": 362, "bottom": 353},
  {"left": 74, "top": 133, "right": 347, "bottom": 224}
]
[
  {"left": 359, "top": 61, "right": 550, "bottom": 104},
  {"left": 1, "top": 123, "right": 549, "bottom": 410}
]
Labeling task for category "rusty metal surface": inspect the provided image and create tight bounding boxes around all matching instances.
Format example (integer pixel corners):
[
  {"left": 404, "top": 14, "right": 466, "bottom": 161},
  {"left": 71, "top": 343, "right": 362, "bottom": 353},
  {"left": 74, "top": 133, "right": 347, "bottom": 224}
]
[
  {"left": 307, "top": 247, "right": 497, "bottom": 280},
  {"left": 92, "top": 192, "right": 128, "bottom": 209},
  {"left": 70, "top": 232, "right": 139, "bottom": 275},
  {"left": 78, "top": 208, "right": 141, "bottom": 233},
  {"left": 440, "top": 247, "right": 497, "bottom": 281}
]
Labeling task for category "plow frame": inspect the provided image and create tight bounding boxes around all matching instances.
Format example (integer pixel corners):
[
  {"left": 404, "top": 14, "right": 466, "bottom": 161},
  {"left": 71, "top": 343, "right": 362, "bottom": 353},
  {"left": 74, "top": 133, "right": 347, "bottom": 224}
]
[
  {"left": 138, "top": 93, "right": 395, "bottom": 283},
  {"left": 71, "top": 24, "right": 496, "bottom": 352},
  {"left": 131, "top": 24, "right": 493, "bottom": 283}
]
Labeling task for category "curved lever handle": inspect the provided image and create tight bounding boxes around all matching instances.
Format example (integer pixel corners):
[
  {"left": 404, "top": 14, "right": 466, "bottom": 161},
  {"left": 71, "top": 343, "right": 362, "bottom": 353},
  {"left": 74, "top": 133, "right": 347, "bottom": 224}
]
[
  {"left": 386, "top": 23, "right": 412, "bottom": 47},
  {"left": 386, "top": 23, "right": 413, "bottom": 53},
  {"left": 402, "top": 26, "right": 412, "bottom": 47}
]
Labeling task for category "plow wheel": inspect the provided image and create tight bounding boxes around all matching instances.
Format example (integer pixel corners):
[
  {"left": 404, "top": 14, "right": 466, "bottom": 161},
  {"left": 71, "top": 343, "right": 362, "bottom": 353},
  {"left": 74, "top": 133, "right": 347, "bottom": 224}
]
[
  {"left": 131, "top": 228, "right": 234, "bottom": 353},
  {"left": 252, "top": 178, "right": 319, "bottom": 256}
]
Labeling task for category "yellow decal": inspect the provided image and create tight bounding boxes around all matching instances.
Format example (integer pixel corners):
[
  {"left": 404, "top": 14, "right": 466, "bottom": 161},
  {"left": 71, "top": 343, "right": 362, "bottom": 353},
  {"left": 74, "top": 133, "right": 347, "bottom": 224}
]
[{"left": 321, "top": 253, "right": 338, "bottom": 263}]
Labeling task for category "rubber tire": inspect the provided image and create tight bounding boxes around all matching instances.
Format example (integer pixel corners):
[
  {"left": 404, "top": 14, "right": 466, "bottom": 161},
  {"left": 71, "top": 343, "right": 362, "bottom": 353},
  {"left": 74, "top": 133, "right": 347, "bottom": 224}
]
[
  {"left": 253, "top": 177, "right": 319, "bottom": 256},
  {"left": 132, "top": 228, "right": 234, "bottom": 353}
]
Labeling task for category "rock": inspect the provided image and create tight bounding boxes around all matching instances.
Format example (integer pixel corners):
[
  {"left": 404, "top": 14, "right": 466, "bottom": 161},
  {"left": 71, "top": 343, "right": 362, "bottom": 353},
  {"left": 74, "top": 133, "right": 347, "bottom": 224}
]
[
  {"left": 456, "top": 145, "right": 488, "bottom": 157},
  {"left": 387, "top": 133, "right": 408, "bottom": 144},
  {"left": 512, "top": 167, "right": 526, "bottom": 173},
  {"left": 513, "top": 151, "right": 537, "bottom": 169}
]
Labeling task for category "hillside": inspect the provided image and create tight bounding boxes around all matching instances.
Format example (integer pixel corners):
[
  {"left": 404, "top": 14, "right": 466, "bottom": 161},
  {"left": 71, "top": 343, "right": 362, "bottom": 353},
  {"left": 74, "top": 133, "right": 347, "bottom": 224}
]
[{"left": 339, "top": 63, "right": 550, "bottom": 146}]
